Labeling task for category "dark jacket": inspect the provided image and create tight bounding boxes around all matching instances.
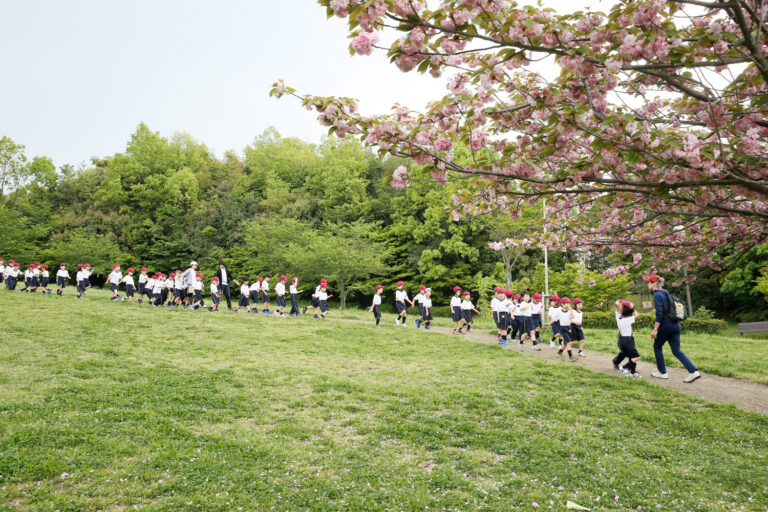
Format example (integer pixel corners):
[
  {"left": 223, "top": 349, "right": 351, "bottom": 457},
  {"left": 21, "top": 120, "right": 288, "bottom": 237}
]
[
  {"left": 653, "top": 289, "right": 681, "bottom": 332},
  {"left": 215, "top": 266, "right": 233, "bottom": 287}
]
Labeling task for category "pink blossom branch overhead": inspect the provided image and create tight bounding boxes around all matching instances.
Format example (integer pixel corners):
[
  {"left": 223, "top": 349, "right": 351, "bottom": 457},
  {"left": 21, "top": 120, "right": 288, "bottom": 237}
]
[{"left": 272, "top": 0, "right": 768, "bottom": 273}]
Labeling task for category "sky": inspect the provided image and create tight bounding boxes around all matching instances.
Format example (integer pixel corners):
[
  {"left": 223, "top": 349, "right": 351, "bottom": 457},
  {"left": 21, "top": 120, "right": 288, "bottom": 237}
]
[{"left": 0, "top": 0, "right": 595, "bottom": 168}]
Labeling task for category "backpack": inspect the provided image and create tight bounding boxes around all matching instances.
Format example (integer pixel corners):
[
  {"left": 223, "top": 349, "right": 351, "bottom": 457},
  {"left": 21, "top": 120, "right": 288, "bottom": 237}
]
[{"left": 659, "top": 290, "right": 687, "bottom": 322}]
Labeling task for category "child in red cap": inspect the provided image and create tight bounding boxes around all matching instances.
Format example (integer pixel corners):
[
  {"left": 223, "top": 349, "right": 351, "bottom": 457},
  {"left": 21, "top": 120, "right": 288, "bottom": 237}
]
[
  {"left": 414, "top": 285, "right": 428, "bottom": 328},
  {"left": 274, "top": 275, "right": 288, "bottom": 317},
  {"left": 461, "top": 291, "right": 481, "bottom": 333},
  {"left": 107, "top": 264, "right": 123, "bottom": 301},
  {"left": 289, "top": 277, "right": 303, "bottom": 316},
  {"left": 394, "top": 281, "right": 410, "bottom": 326},
  {"left": 369, "top": 284, "right": 384, "bottom": 325},
  {"left": 304, "top": 279, "right": 326, "bottom": 316},
  {"left": 189, "top": 273, "right": 204, "bottom": 310},
  {"left": 613, "top": 300, "right": 642, "bottom": 378},
  {"left": 56, "top": 263, "right": 70, "bottom": 296},
  {"left": 491, "top": 288, "right": 510, "bottom": 345},
  {"left": 531, "top": 292, "right": 543, "bottom": 344},
  {"left": 315, "top": 282, "right": 332, "bottom": 319},
  {"left": 556, "top": 297, "right": 577, "bottom": 361},
  {"left": 450, "top": 286, "right": 465, "bottom": 334},
  {"left": 571, "top": 298, "right": 587, "bottom": 357},
  {"left": 209, "top": 276, "right": 221, "bottom": 311},
  {"left": 546, "top": 294, "right": 562, "bottom": 348},
  {"left": 40, "top": 265, "right": 51, "bottom": 294},
  {"left": 137, "top": 268, "right": 149, "bottom": 304},
  {"left": 122, "top": 269, "right": 136, "bottom": 303}
]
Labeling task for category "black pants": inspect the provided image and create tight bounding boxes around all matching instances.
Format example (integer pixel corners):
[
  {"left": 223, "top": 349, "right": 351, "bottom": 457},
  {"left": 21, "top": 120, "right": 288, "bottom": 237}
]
[
  {"left": 290, "top": 293, "right": 300, "bottom": 315},
  {"left": 220, "top": 284, "right": 232, "bottom": 309},
  {"left": 613, "top": 335, "right": 640, "bottom": 367}
]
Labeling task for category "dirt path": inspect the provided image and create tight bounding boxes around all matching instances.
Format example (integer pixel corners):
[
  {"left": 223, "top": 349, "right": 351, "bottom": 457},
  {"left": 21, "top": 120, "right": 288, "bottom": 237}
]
[{"left": 325, "top": 316, "right": 768, "bottom": 416}]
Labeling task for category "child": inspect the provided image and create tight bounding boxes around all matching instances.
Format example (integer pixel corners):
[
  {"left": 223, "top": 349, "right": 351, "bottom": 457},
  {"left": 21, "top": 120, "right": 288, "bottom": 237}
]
[
  {"left": 414, "top": 285, "right": 427, "bottom": 328},
  {"left": 394, "top": 281, "right": 410, "bottom": 326},
  {"left": 137, "top": 267, "right": 148, "bottom": 303},
  {"left": 274, "top": 275, "right": 287, "bottom": 316},
  {"left": 556, "top": 297, "right": 577, "bottom": 361},
  {"left": 56, "top": 263, "right": 70, "bottom": 296},
  {"left": 422, "top": 288, "right": 433, "bottom": 330},
  {"left": 613, "top": 300, "right": 642, "bottom": 378},
  {"left": 75, "top": 264, "right": 85, "bottom": 298},
  {"left": 82, "top": 263, "right": 93, "bottom": 295},
  {"left": 40, "top": 265, "right": 51, "bottom": 294},
  {"left": 491, "top": 287, "right": 510, "bottom": 345},
  {"left": 152, "top": 274, "right": 164, "bottom": 307},
  {"left": 122, "top": 268, "right": 136, "bottom": 303},
  {"left": 261, "top": 274, "right": 272, "bottom": 314},
  {"left": 571, "top": 298, "right": 586, "bottom": 357},
  {"left": 107, "top": 264, "right": 123, "bottom": 301},
  {"left": 461, "top": 291, "right": 480, "bottom": 332},
  {"left": 305, "top": 279, "right": 326, "bottom": 315},
  {"left": 531, "top": 292, "right": 543, "bottom": 345},
  {"left": 0, "top": 259, "right": 4, "bottom": 289},
  {"left": 22, "top": 264, "right": 34, "bottom": 292},
  {"left": 209, "top": 276, "right": 221, "bottom": 311},
  {"left": 547, "top": 294, "right": 562, "bottom": 348},
  {"left": 450, "top": 286, "right": 465, "bottom": 334},
  {"left": 165, "top": 270, "right": 175, "bottom": 306},
  {"left": 369, "top": 284, "right": 383, "bottom": 325},
  {"left": 504, "top": 290, "right": 516, "bottom": 340},
  {"left": 32, "top": 263, "right": 41, "bottom": 292},
  {"left": 517, "top": 291, "right": 539, "bottom": 351},
  {"left": 289, "top": 277, "right": 302, "bottom": 316},
  {"left": 173, "top": 269, "right": 185, "bottom": 307},
  {"left": 315, "top": 283, "right": 332, "bottom": 319},
  {"left": 190, "top": 273, "right": 204, "bottom": 310},
  {"left": 254, "top": 277, "right": 263, "bottom": 313},
  {"left": 145, "top": 273, "right": 156, "bottom": 304},
  {"left": 235, "top": 278, "right": 251, "bottom": 313}
]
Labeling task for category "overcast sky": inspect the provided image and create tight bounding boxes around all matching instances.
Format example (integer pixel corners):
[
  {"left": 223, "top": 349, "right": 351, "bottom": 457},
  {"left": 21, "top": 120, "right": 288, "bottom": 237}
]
[{"left": 1, "top": 0, "right": 596, "bottom": 168}]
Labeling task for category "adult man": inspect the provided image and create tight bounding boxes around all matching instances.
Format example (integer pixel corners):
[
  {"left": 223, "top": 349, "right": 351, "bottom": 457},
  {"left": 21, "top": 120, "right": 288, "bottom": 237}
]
[
  {"left": 182, "top": 261, "right": 198, "bottom": 306},
  {"left": 645, "top": 274, "right": 701, "bottom": 383},
  {"left": 215, "top": 260, "right": 234, "bottom": 310}
]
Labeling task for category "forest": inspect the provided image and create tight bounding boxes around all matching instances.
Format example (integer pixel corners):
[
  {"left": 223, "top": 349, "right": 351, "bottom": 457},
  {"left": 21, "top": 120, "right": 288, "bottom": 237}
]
[{"left": 1, "top": 125, "right": 766, "bottom": 319}]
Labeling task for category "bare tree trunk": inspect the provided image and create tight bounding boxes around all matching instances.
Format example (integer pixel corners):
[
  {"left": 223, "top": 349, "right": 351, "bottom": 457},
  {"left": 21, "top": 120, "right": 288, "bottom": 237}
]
[
  {"left": 339, "top": 278, "right": 346, "bottom": 309},
  {"left": 501, "top": 249, "right": 512, "bottom": 289}
]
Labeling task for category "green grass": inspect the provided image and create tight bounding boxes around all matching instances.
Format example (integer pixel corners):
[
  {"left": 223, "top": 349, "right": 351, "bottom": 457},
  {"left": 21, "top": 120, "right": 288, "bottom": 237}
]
[{"left": 1, "top": 289, "right": 767, "bottom": 511}]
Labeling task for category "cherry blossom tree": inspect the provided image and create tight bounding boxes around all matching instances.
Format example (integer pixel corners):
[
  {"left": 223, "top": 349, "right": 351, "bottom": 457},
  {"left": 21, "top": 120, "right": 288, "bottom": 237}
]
[{"left": 272, "top": 0, "right": 768, "bottom": 275}]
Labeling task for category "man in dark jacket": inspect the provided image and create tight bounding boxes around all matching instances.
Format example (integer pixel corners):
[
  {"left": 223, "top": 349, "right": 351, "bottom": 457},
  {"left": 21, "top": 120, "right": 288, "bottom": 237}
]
[
  {"left": 645, "top": 274, "right": 701, "bottom": 383},
  {"left": 215, "top": 260, "right": 235, "bottom": 310}
]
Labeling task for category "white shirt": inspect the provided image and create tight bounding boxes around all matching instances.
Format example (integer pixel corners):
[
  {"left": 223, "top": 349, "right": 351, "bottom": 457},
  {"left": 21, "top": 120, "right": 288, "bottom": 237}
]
[
  {"left": 42, "top": 270, "right": 49, "bottom": 278},
  {"left": 290, "top": 284, "right": 298, "bottom": 294},
  {"left": 240, "top": 284, "right": 250, "bottom": 296},
  {"left": 491, "top": 297, "right": 506, "bottom": 312},
  {"left": 372, "top": 294, "right": 382, "bottom": 305},
  {"left": 572, "top": 310, "right": 583, "bottom": 325},
  {"left": 154, "top": 279, "right": 164, "bottom": 293},
  {"left": 210, "top": 282, "right": 219, "bottom": 295},
  {"left": 122, "top": 275, "right": 135, "bottom": 287},
  {"left": 76, "top": 270, "right": 83, "bottom": 282},
  {"left": 531, "top": 302, "right": 543, "bottom": 315},
  {"left": 175, "top": 276, "right": 185, "bottom": 290},
  {"left": 262, "top": 280, "right": 270, "bottom": 292},
  {"left": 313, "top": 285, "right": 322, "bottom": 297},
  {"left": 275, "top": 282, "right": 285, "bottom": 296},
  {"left": 414, "top": 293, "right": 426, "bottom": 304},
  {"left": 461, "top": 299, "right": 474, "bottom": 310},
  {"left": 139, "top": 273, "right": 148, "bottom": 284},
  {"left": 146, "top": 278, "right": 155, "bottom": 290},
  {"left": 57, "top": 269, "right": 70, "bottom": 279},
  {"left": 548, "top": 306, "right": 561, "bottom": 322},
  {"left": 0, "top": 265, "right": 4, "bottom": 275},
  {"left": 450, "top": 296, "right": 462, "bottom": 308},
  {"left": 166, "top": 279, "right": 175, "bottom": 290},
  {"left": 518, "top": 300, "right": 532, "bottom": 317},
  {"left": 509, "top": 301, "right": 519, "bottom": 315},
  {"left": 316, "top": 290, "right": 328, "bottom": 301},
  {"left": 250, "top": 282, "right": 260, "bottom": 292},
  {"left": 395, "top": 290, "right": 409, "bottom": 302},
  {"left": 33, "top": 268, "right": 40, "bottom": 277},
  {"left": 25, "top": 270, "right": 33, "bottom": 279},
  {"left": 108, "top": 271, "right": 122, "bottom": 284},
  {"left": 616, "top": 311, "right": 635, "bottom": 337},
  {"left": 559, "top": 308, "right": 572, "bottom": 327},
  {"left": 422, "top": 297, "right": 432, "bottom": 308},
  {"left": 193, "top": 280, "right": 203, "bottom": 291},
  {"left": 220, "top": 267, "right": 228, "bottom": 285}
]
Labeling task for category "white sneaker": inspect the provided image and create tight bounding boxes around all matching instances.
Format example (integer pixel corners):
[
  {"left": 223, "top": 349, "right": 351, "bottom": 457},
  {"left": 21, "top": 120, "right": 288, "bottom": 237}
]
[
  {"left": 651, "top": 371, "right": 669, "bottom": 379},
  {"left": 395, "top": 319, "right": 400, "bottom": 325},
  {"left": 578, "top": 351, "right": 586, "bottom": 357},
  {"left": 620, "top": 368, "right": 632, "bottom": 377},
  {"left": 549, "top": 341, "right": 555, "bottom": 348},
  {"left": 630, "top": 372, "right": 643, "bottom": 379},
  {"left": 683, "top": 371, "right": 701, "bottom": 383}
]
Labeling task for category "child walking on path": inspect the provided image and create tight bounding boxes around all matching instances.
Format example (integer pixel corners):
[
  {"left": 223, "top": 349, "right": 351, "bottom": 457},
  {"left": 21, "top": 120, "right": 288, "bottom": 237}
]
[
  {"left": 612, "top": 300, "right": 642, "bottom": 378},
  {"left": 450, "top": 286, "right": 465, "bottom": 334},
  {"left": 461, "top": 291, "right": 480, "bottom": 333},
  {"left": 369, "top": 285, "right": 383, "bottom": 325}
]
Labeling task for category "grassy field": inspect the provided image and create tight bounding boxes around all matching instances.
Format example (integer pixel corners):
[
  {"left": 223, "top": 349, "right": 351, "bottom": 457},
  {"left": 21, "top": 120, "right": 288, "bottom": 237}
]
[{"left": 1, "top": 289, "right": 767, "bottom": 511}]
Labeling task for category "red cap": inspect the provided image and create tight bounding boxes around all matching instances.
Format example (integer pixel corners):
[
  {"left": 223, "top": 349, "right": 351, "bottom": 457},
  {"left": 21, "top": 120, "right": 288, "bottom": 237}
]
[
  {"left": 60, "top": 262, "right": 66, "bottom": 266},
  {"left": 279, "top": 275, "right": 286, "bottom": 281},
  {"left": 463, "top": 291, "right": 470, "bottom": 296},
  {"left": 396, "top": 281, "right": 404, "bottom": 286},
  {"left": 532, "top": 293, "right": 542, "bottom": 300},
  {"left": 505, "top": 290, "right": 514, "bottom": 298},
  {"left": 494, "top": 287, "right": 504, "bottom": 293},
  {"left": 195, "top": 273, "right": 203, "bottom": 278},
  {"left": 175, "top": 269, "right": 181, "bottom": 274},
  {"left": 560, "top": 297, "right": 571, "bottom": 304},
  {"left": 291, "top": 277, "right": 298, "bottom": 282},
  {"left": 42, "top": 265, "right": 48, "bottom": 269},
  {"left": 212, "top": 276, "right": 220, "bottom": 282},
  {"left": 643, "top": 274, "right": 662, "bottom": 282},
  {"left": 127, "top": 268, "right": 134, "bottom": 273},
  {"left": 573, "top": 298, "right": 583, "bottom": 304},
  {"left": 514, "top": 293, "right": 521, "bottom": 300},
  {"left": 84, "top": 263, "right": 91, "bottom": 267},
  {"left": 320, "top": 278, "right": 327, "bottom": 283},
  {"left": 112, "top": 264, "right": 119, "bottom": 269},
  {"left": 14, "top": 262, "right": 20, "bottom": 266},
  {"left": 77, "top": 264, "right": 84, "bottom": 268},
  {"left": 419, "top": 285, "right": 426, "bottom": 291},
  {"left": 619, "top": 300, "right": 632, "bottom": 308},
  {"left": 453, "top": 286, "right": 461, "bottom": 292},
  {"left": 375, "top": 284, "right": 383, "bottom": 290},
  {"left": 8, "top": 260, "right": 14, "bottom": 264},
  {"left": 0, "top": 258, "right": 4, "bottom": 261},
  {"left": 549, "top": 294, "right": 559, "bottom": 302},
  {"left": 141, "top": 267, "right": 147, "bottom": 271}
]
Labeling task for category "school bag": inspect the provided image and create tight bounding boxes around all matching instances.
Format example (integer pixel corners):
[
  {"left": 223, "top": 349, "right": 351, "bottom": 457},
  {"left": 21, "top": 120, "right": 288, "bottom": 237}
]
[{"left": 658, "top": 290, "right": 687, "bottom": 322}]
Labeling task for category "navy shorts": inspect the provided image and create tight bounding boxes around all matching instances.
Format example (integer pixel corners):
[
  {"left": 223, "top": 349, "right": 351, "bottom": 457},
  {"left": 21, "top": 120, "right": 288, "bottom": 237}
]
[
  {"left": 212, "top": 295, "right": 220, "bottom": 305},
  {"left": 175, "top": 289, "right": 185, "bottom": 299},
  {"left": 618, "top": 335, "right": 640, "bottom": 359},
  {"left": 261, "top": 291, "right": 270, "bottom": 302},
  {"left": 521, "top": 316, "right": 532, "bottom": 333},
  {"left": 110, "top": 283, "right": 118, "bottom": 292},
  {"left": 239, "top": 296, "right": 249, "bottom": 307},
  {"left": 42, "top": 278, "right": 49, "bottom": 287},
  {"left": 494, "top": 311, "right": 509, "bottom": 329},
  {"left": 560, "top": 326, "right": 572, "bottom": 343},
  {"left": 311, "top": 297, "right": 320, "bottom": 307},
  {"left": 276, "top": 295, "right": 286, "bottom": 307},
  {"left": 57, "top": 277, "right": 66, "bottom": 287},
  {"left": 417, "top": 303, "right": 425, "bottom": 318},
  {"left": 532, "top": 314, "right": 542, "bottom": 329},
  {"left": 138, "top": 283, "right": 145, "bottom": 295},
  {"left": 32, "top": 277, "right": 40, "bottom": 287},
  {"left": 395, "top": 301, "right": 408, "bottom": 314},
  {"left": 451, "top": 307, "right": 463, "bottom": 322},
  {"left": 319, "top": 300, "right": 329, "bottom": 313},
  {"left": 126, "top": 284, "right": 135, "bottom": 297},
  {"left": 551, "top": 320, "right": 561, "bottom": 335},
  {"left": 462, "top": 310, "right": 473, "bottom": 323},
  {"left": 194, "top": 290, "right": 202, "bottom": 302},
  {"left": 571, "top": 324, "right": 585, "bottom": 341},
  {"left": 83, "top": 279, "right": 91, "bottom": 288},
  {"left": 423, "top": 308, "right": 433, "bottom": 321},
  {"left": 372, "top": 304, "right": 381, "bottom": 319},
  {"left": 250, "top": 290, "right": 260, "bottom": 303}
]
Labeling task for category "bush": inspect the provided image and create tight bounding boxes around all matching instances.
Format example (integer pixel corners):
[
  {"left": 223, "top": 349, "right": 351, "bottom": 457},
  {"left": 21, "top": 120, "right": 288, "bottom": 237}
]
[{"left": 583, "top": 311, "right": 726, "bottom": 333}]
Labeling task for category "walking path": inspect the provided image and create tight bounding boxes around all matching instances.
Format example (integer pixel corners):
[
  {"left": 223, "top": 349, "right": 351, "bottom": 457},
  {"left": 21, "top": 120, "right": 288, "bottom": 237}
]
[{"left": 327, "top": 316, "right": 768, "bottom": 415}]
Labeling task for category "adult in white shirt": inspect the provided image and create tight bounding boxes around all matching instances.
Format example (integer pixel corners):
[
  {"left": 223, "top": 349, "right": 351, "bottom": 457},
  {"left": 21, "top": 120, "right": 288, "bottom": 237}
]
[{"left": 215, "top": 260, "right": 234, "bottom": 310}]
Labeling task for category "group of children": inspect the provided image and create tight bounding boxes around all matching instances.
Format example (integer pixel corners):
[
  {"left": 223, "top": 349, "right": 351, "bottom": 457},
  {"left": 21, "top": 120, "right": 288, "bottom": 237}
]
[{"left": 2, "top": 257, "right": 649, "bottom": 378}]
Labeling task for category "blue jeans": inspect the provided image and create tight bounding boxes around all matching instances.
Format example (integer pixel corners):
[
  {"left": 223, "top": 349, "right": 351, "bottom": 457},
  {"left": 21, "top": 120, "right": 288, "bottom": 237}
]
[{"left": 654, "top": 325, "right": 697, "bottom": 373}]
